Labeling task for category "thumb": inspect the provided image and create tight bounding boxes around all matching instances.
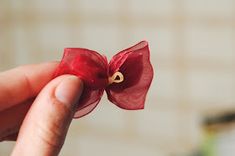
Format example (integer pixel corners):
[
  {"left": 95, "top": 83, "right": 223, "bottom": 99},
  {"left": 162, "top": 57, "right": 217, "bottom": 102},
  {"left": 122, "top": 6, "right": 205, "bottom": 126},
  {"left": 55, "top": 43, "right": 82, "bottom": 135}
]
[{"left": 11, "top": 75, "right": 83, "bottom": 156}]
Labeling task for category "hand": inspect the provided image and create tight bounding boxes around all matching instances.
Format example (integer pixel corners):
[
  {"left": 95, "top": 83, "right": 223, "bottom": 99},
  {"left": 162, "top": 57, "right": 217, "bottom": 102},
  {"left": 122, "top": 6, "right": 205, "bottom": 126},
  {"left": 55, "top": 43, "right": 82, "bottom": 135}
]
[{"left": 0, "top": 62, "right": 83, "bottom": 156}]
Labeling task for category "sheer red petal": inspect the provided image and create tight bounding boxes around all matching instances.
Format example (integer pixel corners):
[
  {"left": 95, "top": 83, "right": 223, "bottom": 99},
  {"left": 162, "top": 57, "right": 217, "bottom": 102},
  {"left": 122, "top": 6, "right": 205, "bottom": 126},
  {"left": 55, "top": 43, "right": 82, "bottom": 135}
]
[
  {"left": 54, "top": 48, "right": 108, "bottom": 118},
  {"left": 106, "top": 41, "right": 154, "bottom": 110},
  {"left": 55, "top": 41, "right": 154, "bottom": 118},
  {"left": 73, "top": 88, "right": 104, "bottom": 118}
]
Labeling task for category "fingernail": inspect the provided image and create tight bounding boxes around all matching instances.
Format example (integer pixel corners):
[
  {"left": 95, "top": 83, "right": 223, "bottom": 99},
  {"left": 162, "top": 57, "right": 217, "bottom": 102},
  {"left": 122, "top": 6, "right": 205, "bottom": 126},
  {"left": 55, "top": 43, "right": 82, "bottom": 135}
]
[{"left": 55, "top": 75, "right": 83, "bottom": 108}]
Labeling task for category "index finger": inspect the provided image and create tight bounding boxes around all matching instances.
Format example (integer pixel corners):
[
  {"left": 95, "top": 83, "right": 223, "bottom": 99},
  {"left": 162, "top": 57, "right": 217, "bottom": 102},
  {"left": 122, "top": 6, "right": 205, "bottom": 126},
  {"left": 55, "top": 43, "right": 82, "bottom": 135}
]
[{"left": 0, "top": 62, "right": 59, "bottom": 111}]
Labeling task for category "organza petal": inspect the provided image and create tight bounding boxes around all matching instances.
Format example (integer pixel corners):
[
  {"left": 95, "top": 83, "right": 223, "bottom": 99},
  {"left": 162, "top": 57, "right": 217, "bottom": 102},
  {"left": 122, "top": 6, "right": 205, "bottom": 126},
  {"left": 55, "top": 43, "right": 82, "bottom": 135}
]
[
  {"left": 54, "top": 48, "right": 108, "bottom": 118},
  {"left": 73, "top": 89, "right": 103, "bottom": 118},
  {"left": 106, "top": 41, "right": 153, "bottom": 110},
  {"left": 55, "top": 41, "right": 153, "bottom": 118}
]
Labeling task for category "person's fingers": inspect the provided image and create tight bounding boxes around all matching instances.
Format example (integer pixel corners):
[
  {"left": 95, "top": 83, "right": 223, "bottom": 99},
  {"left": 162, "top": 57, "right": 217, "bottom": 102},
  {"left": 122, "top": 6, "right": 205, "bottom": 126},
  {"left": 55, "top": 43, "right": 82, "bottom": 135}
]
[
  {"left": 0, "top": 61, "right": 58, "bottom": 111},
  {"left": 0, "top": 99, "right": 33, "bottom": 140},
  {"left": 0, "top": 62, "right": 58, "bottom": 141},
  {"left": 11, "top": 75, "right": 83, "bottom": 156}
]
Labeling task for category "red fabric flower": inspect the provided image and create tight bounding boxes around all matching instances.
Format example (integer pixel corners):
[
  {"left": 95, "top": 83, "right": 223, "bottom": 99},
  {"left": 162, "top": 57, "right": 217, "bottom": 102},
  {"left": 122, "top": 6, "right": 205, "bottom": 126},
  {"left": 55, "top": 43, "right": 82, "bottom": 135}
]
[{"left": 54, "top": 41, "right": 154, "bottom": 118}]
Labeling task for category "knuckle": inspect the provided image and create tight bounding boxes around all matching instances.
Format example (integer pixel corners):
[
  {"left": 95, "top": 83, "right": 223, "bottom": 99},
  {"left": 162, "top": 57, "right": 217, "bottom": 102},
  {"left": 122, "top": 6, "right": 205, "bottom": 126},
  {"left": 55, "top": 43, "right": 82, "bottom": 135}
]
[
  {"left": 37, "top": 123, "right": 65, "bottom": 149},
  {"left": 33, "top": 97, "right": 73, "bottom": 149},
  {"left": 35, "top": 117, "right": 66, "bottom": 149}
]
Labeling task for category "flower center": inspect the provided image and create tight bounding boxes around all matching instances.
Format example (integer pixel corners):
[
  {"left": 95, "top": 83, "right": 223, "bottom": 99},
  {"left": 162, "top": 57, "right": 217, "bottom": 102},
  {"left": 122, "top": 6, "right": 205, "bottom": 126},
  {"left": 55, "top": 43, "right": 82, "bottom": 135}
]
[{"left": 108, "top": 71, "right": 124, "bottom": 85}]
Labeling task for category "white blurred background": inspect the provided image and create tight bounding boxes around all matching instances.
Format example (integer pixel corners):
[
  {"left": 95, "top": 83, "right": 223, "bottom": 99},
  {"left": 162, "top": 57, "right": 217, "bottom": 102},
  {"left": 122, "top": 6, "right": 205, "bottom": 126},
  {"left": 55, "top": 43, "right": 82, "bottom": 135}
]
[{"left": 1, "top": 0, "right": 235, "bottom": 155}]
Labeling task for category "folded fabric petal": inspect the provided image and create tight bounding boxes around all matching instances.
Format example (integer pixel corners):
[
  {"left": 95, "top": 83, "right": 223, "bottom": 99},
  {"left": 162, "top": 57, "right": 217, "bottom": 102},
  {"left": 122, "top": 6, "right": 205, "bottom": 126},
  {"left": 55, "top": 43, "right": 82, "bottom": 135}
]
[
  {"left": 54, "top": 48, "right": 108, "bottom": 117},
  {"left": 54, "top": 41, "right": 154, "bottom": 118},
  {"left": 106, "top": 41, "right": 153, "bottom": 110}
]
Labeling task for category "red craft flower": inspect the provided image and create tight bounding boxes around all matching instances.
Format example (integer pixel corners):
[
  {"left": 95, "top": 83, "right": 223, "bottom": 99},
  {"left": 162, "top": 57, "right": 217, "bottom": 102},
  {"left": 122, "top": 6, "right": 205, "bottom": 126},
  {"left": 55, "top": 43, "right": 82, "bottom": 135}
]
[{"left": 54, "top": 41, "right": 154, "bottom": 118}]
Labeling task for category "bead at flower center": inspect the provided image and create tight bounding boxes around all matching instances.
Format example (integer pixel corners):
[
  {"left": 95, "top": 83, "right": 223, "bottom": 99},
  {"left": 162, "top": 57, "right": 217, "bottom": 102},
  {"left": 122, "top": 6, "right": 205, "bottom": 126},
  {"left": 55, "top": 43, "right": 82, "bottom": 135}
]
[{"left": 108, "top": 72, "right": 124, "bottom": 84}]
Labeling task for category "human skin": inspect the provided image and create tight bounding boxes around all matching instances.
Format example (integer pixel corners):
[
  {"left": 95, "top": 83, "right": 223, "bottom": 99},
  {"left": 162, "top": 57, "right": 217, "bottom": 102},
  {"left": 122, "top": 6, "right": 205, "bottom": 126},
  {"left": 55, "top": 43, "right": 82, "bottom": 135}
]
[{"left": 0, "top": 62, "right": 83, "bottom": 156}]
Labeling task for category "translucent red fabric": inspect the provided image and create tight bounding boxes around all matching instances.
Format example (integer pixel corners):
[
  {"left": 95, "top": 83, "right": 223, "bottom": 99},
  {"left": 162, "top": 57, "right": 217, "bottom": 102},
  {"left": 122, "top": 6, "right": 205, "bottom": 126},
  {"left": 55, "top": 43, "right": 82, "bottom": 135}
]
[{"left": 54, "top": 41, "right": 154, "bottom": 118}]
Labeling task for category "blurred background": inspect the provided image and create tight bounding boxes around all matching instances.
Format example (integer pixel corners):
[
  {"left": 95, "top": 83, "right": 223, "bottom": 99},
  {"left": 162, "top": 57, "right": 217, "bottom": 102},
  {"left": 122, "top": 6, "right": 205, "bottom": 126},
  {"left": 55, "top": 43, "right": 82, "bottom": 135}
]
[{"left": 1, "top": 0, "right": 235, "bottom": 155}]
